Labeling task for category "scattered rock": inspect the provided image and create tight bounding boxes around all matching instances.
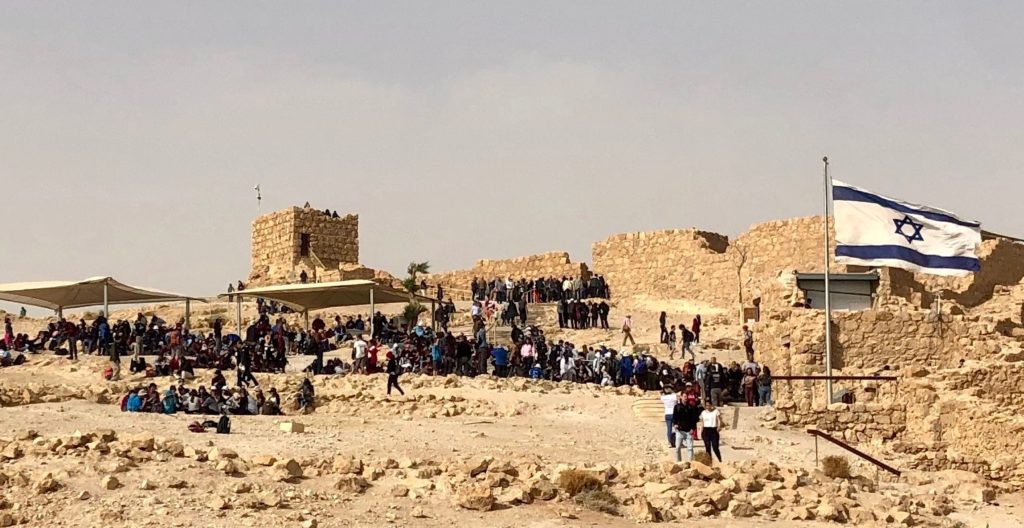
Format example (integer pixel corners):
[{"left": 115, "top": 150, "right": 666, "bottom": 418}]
[
  {"left": 126, "top": 432, "right": 155, "bottom": 451},
  {"left": 454, "top": 483, "right": 495, "bottom": 511},
  {"left": 251, "top": 455, "right": 277, "bottom": 467},
  {"left": 271, "top": 459, "right": 303, "bottom": 481},
  {"left": 631, "top": 497, "right": 660, "bottom": 522},
  {"left": 280, "top": 421, "right": 305, "bottom": 433},
  {"left": 208, "top": 497, "right": 230, "bottom": 510},
  {"left": 100, "top": 476, "right": 121, "bottom": 491},
  {"left": 331, "top": 456, "right": 363, "bottom": 474},
  {"left": 208, "top": 447, "right": 238, "bottom": 461},
  {"left": 334, "top": 475, "right": 370, "bottom": 494}
]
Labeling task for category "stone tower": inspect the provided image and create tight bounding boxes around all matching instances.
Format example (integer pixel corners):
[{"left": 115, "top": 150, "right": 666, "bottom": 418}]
[{"left": 247, "top": 205, "right": 361, "bottom": 286}]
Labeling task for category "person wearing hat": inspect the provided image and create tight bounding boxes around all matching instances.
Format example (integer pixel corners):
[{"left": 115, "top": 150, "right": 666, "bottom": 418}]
[{"left": 621, "top": 315, "right": 636, "bottom": 347}]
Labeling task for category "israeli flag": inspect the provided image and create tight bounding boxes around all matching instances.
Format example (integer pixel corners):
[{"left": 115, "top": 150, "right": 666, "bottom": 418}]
[{"left": 832, "top": 180, "right": 981, "bottom": 276}]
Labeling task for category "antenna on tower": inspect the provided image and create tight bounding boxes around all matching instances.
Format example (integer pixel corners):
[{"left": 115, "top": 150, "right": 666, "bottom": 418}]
[{"left": 254, "top": 184, "right": 262, "bottom": 212}]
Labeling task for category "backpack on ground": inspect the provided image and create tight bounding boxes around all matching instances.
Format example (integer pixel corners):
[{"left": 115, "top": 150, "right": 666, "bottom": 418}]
[
  {"left": 216, "top": 415, "right": 231, "bottom": 434},
  {"left": 188, "top": 421, "right": 205, "bottom": 433}
]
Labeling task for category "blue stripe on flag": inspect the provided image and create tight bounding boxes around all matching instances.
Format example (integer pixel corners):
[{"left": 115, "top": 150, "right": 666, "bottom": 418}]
[
  {"left": 836, "top": 245, "right": 980, "bottom": 272},
  {"left": 832, "top": 185, "right": 980, "bottom": 229}
]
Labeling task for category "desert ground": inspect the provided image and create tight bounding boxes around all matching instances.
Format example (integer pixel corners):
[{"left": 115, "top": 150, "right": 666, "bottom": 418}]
[{"left": 0, "top": 300, "right": 1020, "bottom": 528}]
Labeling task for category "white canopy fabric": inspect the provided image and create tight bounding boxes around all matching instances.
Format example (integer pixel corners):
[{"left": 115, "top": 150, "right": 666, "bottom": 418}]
[
  {"left": 0, "top": 276, "right": 205, "bottom": 311},
  {"left": 220, "top": 279, "right": 431, "bottom": 312}
]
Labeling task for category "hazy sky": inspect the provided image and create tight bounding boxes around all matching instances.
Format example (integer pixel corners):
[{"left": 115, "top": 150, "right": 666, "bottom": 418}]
[{"left": 3, "top": 1, "right": 1023, "bottom": 307}]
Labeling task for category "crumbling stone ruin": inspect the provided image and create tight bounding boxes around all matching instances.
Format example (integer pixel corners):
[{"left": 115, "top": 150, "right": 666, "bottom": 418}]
[
  {"left": 424, "top": 214, "right": 1024, "bottom": 488},
  {"left": 247, "top": 205, "right": 378, "bottom": 287}
]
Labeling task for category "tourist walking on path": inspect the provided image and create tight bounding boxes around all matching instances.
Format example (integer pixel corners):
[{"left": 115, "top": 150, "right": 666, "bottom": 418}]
[
  {"left": 659, "top": 312, "right": 668, "bottom": 345},
  {"left": 660, "top": 387, "right": 678, "bottom": 448},
  {"left": 699, "top": 401, "right": 723, "bottom": 463},
  {"left": 672, "top": 391, "right": 702, "bottom": 462},
  {"left": 386, "top": 351, "right": 405, "bottom": 397},
  {"left": 621, "top": 315, "right": 636, "bottom": 346},
  {"left": 692, "top": 314, "right": 701, "bottom": 343}
]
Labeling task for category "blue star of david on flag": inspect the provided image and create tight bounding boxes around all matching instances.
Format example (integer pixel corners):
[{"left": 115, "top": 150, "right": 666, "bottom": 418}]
[{"left": 893, "top": 215, "right": 924, "bottom": 244}]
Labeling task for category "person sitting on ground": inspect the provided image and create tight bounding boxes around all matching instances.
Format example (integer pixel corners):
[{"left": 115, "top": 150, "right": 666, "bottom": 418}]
[
  {"left": 126, "top": 390, "right": 144, "bottom": 412},
  {"left": 162, "top": 387, "right": 178, "bottom": 414},
  {"left": 130, "top": 354, "right": 148, "bottom": 374},
  {"left": 247, "top": 388, "right": 261, "bottom": 415},
  {"left": 211, "top": 369, "right": 227, "bottom": 391},
  {"left": 263, "top": 387, "right": 282, "bottom": 415},
  {"left": 185, "top": 389, "right": 201, "bottom": 414}
]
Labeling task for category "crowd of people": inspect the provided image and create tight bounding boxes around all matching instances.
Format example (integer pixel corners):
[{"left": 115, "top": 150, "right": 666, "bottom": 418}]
[
  {"left": 6, "top": 297, "right": 771, "bottom": 455},
  {"left": 465, "top": 275, "right": 611, "bottom": 303}
]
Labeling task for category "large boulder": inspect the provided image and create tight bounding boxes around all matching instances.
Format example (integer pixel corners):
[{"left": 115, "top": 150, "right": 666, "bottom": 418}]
[{"left": 454, "top": 484, "right": 495, "bottom": 511}]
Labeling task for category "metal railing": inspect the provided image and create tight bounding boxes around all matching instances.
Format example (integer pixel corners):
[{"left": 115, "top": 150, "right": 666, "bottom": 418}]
[{"left": 807, "top": 428, "right": 901, "bottom": 477}]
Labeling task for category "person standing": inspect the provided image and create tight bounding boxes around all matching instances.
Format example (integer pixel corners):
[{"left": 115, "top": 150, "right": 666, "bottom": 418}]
[
  {"left": 660, "top": 387, "right": 678, "bottom": 448},
  {"left": 757, "top": 366, "right": 773, "bottom": 406},
  {"left": 707, "top": 357, "right": 726, "bottom": 407},
  {"left": 352, "top": 335, "right": 368, "bottom": 373},
  {"left": 698, "top": 401, "right": 723, "bottom": 463},
  {"left": 621, "top": 315, "right": 636, "bottom": 346},
  {"left": 108, "top": 332, "right": 121, "bottom": 381},
  {"left": 672, "top": 392, "right": 702, "bottom": 462},
  {"left": 659, "top": 312, "right": 668, "bottom": 345},
  {"left": 742, "top": 368, "right": 757, "bottom": 406},
  {"left": 236, "top": 345, "right": 258, "bottom": 388},
  {"left": 385, "top": 352, "right": 405, "bottom": 397},
  {"left": 64, "top": 318, "right": 78, "bottom": 360},
  {"left": 694, "top": 360, "right": 708, "bottom": 402},
  {"left": 692, "top": 314, "right": 702, "bottom": 344},
  {"left": 667, "top": 325, "right": 678, "bottom": 360}
]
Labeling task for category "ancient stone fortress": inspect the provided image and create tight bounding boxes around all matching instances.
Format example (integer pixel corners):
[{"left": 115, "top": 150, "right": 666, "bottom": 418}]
[
  {"left": 249, "top": 207, "right": 1024, "bottom": 488},
  {"left": 247, "top": 205, "right": 378, "bottom": 287},
  {"left": 427, "top": 215, "right": 1024, "bottom": 489}
]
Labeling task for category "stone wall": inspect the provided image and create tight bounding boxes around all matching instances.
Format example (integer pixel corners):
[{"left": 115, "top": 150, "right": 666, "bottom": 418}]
[
  {"left": 425, "top": 252, "right": 589, "bottom": 301},
  {"left": 590, "top": 216, "right": 844, "bottom": 312},
  {"left": 773, "top": 401, "right": 906, "bottom": 443},
  {"left": 248, "top": 206, "right": 359, "bottom": 286},
  {"left": 591, "top": 229, "right": 736, "bottom": 306},
  {"left": 753, "top": 308, "right": 1013, "bottom": 379}
]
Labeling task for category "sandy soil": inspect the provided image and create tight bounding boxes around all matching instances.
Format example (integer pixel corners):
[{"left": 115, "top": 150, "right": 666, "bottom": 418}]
[{"left": 1, "top": 303, "right": 1021, "bottom": 527}]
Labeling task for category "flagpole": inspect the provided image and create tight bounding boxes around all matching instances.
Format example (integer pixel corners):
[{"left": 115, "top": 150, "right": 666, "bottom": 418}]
[{"left": 822, "top": 156, "right": 833, "bottom": 403}]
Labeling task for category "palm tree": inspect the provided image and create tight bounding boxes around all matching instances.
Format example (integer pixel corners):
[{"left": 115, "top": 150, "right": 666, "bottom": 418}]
[{"left": 401, "top": 261, "right": 430, "bottom": 329}]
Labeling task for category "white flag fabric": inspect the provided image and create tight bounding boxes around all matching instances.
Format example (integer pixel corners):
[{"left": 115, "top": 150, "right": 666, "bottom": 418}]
[{"left": 832, "top": 180, "right": 981, "bottom": 276}]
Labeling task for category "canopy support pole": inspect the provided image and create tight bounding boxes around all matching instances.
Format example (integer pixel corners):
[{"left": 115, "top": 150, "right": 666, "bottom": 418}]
[
  {"left": 184, "top": 299, "right": 191, "bottom": 329},
  {"left": 57, "top": 307, "right": 63, "bottom": 319},
  {"left": 304, "top": 309, "right": 310, "bottom": 331},
  {"left": 103, "top": 282, "right": 109, "bottom": 317},
  {"left": 236, "top": 295, "right": 242, "bottom": 334},
  {"left": 369, "top": 288, "right": 375, "bottom": 338},
  {"left": 431, "top": 299, "right": 436, "bottom": 332}
]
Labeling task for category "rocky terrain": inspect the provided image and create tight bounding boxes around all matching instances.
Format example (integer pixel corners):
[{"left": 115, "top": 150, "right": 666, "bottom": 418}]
[{"left": 0, "top": 349, "right": 1020, "bottom": 527}]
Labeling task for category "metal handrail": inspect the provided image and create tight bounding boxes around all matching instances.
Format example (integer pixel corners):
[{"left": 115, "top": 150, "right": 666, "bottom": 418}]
[{"left": 807, "top": 428, "right": 901, "bottom": 477}]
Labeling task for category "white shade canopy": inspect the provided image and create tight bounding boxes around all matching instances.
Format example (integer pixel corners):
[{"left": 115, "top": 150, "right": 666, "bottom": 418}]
[
  {"left": 220, "top": 279, "right": 431, "bottom": 312},
  {"left": 0, "top": 276, "right": 205, "bottom": 311}
]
